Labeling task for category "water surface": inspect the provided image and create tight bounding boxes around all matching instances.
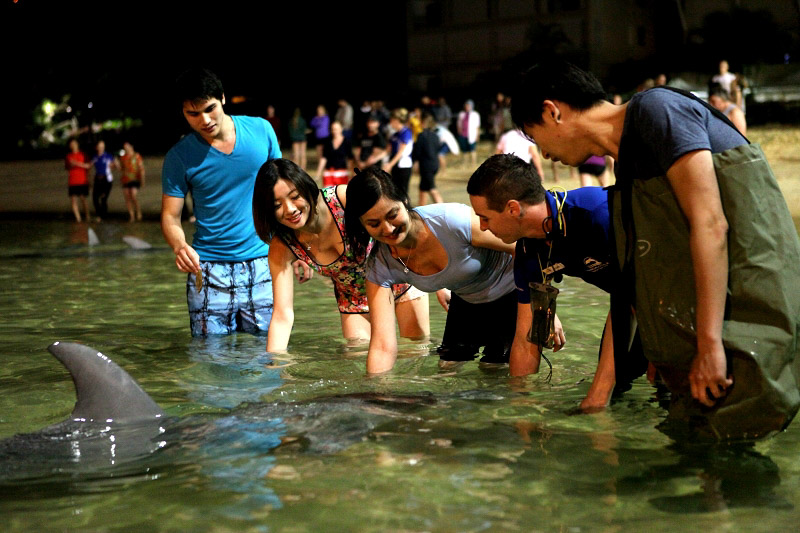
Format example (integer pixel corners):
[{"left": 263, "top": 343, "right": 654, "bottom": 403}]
[{"left": 1, "top": 219, "right": 799, "bottom": 532}]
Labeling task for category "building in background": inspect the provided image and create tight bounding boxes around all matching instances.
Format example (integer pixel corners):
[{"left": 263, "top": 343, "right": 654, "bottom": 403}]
[{"left": 404, "top": 0, "right": 800, "bottom": 99}]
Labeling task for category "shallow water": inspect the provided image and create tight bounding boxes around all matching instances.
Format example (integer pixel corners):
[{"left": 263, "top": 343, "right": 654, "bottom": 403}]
[{"left": 1, "top": 219, "right": 800, "bottom": 532}]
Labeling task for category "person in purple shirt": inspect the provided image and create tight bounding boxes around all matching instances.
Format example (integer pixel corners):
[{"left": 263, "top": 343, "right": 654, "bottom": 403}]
[{"left": 310, "top": 104, "right": 330, "bottom": 163}]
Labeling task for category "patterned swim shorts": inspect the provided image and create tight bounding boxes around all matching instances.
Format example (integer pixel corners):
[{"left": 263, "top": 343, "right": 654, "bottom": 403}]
[{"left": 187, "top": 256, "right": 273, "bottom": 336}]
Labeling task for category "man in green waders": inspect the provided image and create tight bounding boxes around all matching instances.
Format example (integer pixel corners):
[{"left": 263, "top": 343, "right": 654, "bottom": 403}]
[{"left": 510, "top": 61, "right": 800, "bottom": 440}]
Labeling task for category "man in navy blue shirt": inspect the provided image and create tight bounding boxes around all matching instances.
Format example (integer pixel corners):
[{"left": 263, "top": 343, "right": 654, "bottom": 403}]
[
  {"left": 506, "top": 61, "right": 800, "bottom": 439},
  {"left": 468, "top": 153, "right": 644, "bottom": 410}
]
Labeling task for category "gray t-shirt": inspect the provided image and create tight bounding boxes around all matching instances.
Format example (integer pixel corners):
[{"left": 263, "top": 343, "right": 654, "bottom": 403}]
[
  {"left": 616, "top": 88, "right": 748, "bottom": 183},
  {"left": 366, "top": 203, "right": 515, "bottom": 304}
]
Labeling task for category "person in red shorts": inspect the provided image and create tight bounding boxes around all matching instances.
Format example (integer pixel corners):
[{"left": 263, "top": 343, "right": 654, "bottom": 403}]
[
  {"left": 315, "top": 120, "right": 353, "bottom": 187},
  {"left": 65, "top": 139, "right": 90, "bottom": 222}
]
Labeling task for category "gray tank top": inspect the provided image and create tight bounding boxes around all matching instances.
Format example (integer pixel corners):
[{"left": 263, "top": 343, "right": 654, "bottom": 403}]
[{"left": 366, "top": 203, "right": 515, "bottom": 304}]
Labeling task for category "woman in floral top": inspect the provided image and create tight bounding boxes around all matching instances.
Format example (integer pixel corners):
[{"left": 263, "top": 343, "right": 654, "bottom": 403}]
[{"left": 252, "top": 158, "right": 429, "bottom": 352}]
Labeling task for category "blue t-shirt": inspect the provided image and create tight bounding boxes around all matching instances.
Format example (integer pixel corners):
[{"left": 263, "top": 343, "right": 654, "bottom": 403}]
[
  {"left": 514, "top": 187, "right": 615, "bottom": 304},
  {"left": 366, "top": 203, "right": 515, "bottom": 304},
  {"left": 162, "top": 115, "right": 281, "bottom": 262},
  {"left": 390, "top": 127, "right": 414, "bottom": 169},
  {"left": 616, "top": 88, "right": 747, "bottom": 183},
  {"left": 92, "top": 152, "right": 114, "bottom": 182}
]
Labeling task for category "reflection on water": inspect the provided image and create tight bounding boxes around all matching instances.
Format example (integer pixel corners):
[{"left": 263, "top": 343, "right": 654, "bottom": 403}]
[{"left": 0, "top": 219, "right": 799, "bottom": 531}]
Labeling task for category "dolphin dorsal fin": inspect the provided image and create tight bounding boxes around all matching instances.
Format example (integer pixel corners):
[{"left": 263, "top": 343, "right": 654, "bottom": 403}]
[{"left": 47, "top": 342, "right": 165, "bottom": 423}]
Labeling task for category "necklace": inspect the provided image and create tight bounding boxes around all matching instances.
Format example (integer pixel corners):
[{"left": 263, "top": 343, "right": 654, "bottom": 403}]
[
  {"left": 395, "top": 242, "right": 416, "bottom": 274},
  {"left": 298, "top": 231, "right": 318, "bottom": 251},
  {"left": 299, "top": 205, "right": 325, "bottom": 251},
  {"left": 395, "top": 218, "right": 422, "bottom": 273}
]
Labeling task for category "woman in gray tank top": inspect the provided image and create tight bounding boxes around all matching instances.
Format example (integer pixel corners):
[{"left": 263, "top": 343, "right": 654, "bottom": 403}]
[{"left": 345, "top": 166, "right": 552, "bottom": 374}]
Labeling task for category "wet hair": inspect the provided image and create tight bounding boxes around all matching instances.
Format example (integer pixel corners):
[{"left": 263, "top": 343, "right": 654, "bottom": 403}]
[
  {"left": 510, "top": 61, "right": 607, "bottom": 129},
  {"left": 174, "top": 67, "right": 224, "bottom": 107},
  {"left": 466, "top": 153, "right": 546, "bottom": 211},
  {"left": 252, "top": 158, "right": 319, "bottom": 243},
  {"left": 344, "top": 166, "right": 411, "bottom": 257}
]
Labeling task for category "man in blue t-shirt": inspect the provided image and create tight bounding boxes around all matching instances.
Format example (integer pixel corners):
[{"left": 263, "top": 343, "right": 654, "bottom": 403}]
[
  {"left": 468, "top": 153, "right": 646, "bottom": 410},
  {"left": 161, "top": 67, "right": 282, "bottom": 336}
]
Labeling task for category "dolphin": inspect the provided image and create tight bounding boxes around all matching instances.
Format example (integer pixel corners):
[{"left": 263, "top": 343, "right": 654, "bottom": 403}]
[
  {"left": 0, "top": 343, "right": 169, "bottom": 482},
  {"left": 122, "top": 235, "right": 152, "bottom": 249},
  {"left": 87, "top": 227, "right": 100, "bottom": 246},
  {"left": 0, "top": 342, "right": 434, "bottom": 483},
  {"left": 47, "top": 341, "right": 164, "bottom": 424}
]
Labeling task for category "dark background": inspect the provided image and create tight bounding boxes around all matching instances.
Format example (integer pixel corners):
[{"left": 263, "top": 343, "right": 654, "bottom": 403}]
[
  {"left": 4, "top": 0, "right": 800, "bottom": 160},
  {"left": 1, "top": 0, "right": 408, "bottom": 158}
]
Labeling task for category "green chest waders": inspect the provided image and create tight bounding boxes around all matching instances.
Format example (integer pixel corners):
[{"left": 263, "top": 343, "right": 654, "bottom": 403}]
[{"left": 611, "top": 144, "right": 800, "bottom": 439}]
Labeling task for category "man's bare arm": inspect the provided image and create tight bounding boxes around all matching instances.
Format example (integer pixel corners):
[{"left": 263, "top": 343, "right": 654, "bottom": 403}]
[{"left": 161, "top": 194, "right": 200, "bottom": 273}]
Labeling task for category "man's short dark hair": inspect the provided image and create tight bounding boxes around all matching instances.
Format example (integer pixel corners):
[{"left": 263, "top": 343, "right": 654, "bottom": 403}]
[
  {"left": 510, "top": 61, "right": 607, "bottom": 129},
  {"left": 467, "top": 153, "right": 546, "bottom": 211},
  {"left": 174, "top": 67, "right": 224, "bottom": 107}
]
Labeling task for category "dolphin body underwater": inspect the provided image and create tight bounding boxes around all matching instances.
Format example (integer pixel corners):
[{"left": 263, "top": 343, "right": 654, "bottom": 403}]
[{"left": 0, "top": 342, "right": 433, "bottom": 483}]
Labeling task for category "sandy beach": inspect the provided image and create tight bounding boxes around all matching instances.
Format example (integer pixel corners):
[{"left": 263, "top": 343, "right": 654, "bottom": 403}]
[{"left": 1, "top": 127, "right": 798, "bottom": 233}]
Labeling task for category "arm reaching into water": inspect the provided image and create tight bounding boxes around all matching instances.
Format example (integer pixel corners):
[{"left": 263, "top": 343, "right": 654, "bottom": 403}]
[
  {"left": 266, "top": 238, "right": 297, "bottom": 352},
  {"left": 510, "top": 305, "right": 565, "bottom": 377},
  {"left": 510, "top": 302, "right": 541, "bottom": 376},
  {"left": 365, "top": 280, "right": 399, "bottom": 374},
  {"left": 666, "top": 149, "right": 732, "bottom": 407},
  {"left": 580, "top": 311, "right": 616, "bottom": 412}
]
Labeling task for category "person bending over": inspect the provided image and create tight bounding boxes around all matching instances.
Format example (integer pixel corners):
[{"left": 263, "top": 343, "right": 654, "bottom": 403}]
[
  {"left": 468, "top": 153, "right": 647, "bottom": 410},
  {"left": 252, "top": 158, "right": 430, "bottom": 352},
  {"left": 344, "top": 166, "right": 560, "bottom": 374}
]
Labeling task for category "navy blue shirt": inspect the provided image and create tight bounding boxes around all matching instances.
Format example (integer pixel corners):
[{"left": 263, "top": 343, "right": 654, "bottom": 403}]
[
  {"left": 514, "top": 187, "right": 615, "bottom": 304},
  {"left": 616, "top": 88, "right": 747, "bottom": 183}
]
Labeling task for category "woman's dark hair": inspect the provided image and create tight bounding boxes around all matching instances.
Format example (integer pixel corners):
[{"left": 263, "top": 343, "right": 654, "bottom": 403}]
[
  {"left": 344, "top": 166, "right": 411, "bottom": 257},
  {"left": 510, "top": 61, "right": 607, "bottom": 129},
  {"left": 252, "top": 158, "right": 319, "bottom": 243}
]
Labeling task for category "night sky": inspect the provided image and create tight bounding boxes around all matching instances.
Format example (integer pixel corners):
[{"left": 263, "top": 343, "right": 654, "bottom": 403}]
[{"left": 2, "top": 0, "right": 406, "bottom": 156}]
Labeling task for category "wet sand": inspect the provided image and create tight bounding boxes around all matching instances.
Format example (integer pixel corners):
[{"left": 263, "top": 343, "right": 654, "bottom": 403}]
[{"left": 1, "top": 127, "right": 798, "bottom": 232}]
